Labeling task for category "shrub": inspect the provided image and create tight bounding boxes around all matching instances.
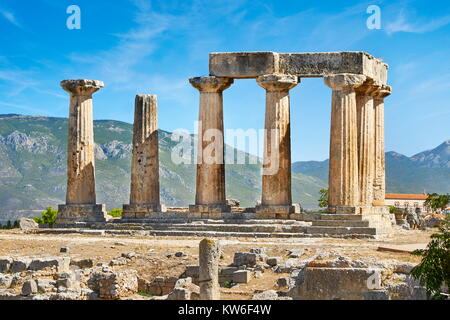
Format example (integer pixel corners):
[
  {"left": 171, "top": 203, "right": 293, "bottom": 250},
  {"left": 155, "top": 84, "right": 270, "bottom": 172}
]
[
  {"left": 109, "top": 208, "right": 123, "bottom": 218},
  {"left": 34, "top": 207, "right": 58, "bottom": 227},
  {"left": 411, "top": 215, "right": 450, "bottom": 299}
]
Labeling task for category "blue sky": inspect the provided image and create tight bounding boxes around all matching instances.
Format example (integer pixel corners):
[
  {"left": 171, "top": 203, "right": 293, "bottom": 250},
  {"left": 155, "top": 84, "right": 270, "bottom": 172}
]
[{"left": 0, "top": 0, "right": 449, "bottom": 161}]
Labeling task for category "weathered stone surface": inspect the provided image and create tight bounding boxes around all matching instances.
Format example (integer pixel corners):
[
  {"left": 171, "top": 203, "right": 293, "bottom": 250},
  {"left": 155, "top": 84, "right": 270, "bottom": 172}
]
[
  {"left": 189, "top": 77, "right": 233, "bottom": 216},
  {"left": 209, "top": 52, "right": 388, "bottom": 84},
  {"left": 325, "top": 74, "right": 366, "bottom": 210},
  {"left": 138, "top": 276, "right": 178, "bottom": 296},
  {"left": 233, "top": 252, "right": 258, "bottom": 267},
  {"left": 266, "top": 257, "right": 281, "bottom": 267},
  {"left": 36, "top": 279, "right": 57, "bottom": 293},
  {"left": 232, "top": 270, "right": 251, "bottom": 284},
  {"left": 199, "top": 238, "right": 220, "bottom": 300},
  {"left": 256, "top": 74, "right": 298, "bottom": 219},
  {"left": 70, "top": 258, "right": 94, "bottom": 269},
  {"left": 0, "top": 257, "right": 13, "bottom": 273},
  {"left": 22, "top": 280, "right": 38, "bottom": 296},
  {"left": 123, "top": 95, "right": 162, "bottom": 217},
  {"left": 57, "top": 79, "right": 107, "bottom": 224},
  {"left": 167, "top": 277, "right": 200, "bottom": 300},
  {"left": 10, "top": 257, "right": 31, "bottom": 273},
  {"left": 19, "top": 217, "right": 38, "bottom": 230},
  {"left": 29, "top": 257, "right": 70, "bottom": 272},
  {"left": 276, "top": 277, "right": 289, "bottom": 288},
  {"left": 0, "top": 274, "right": 13, "bottom": 288},
  {"left": 88, "top": 269, "right": 138, "bottom": 300}
]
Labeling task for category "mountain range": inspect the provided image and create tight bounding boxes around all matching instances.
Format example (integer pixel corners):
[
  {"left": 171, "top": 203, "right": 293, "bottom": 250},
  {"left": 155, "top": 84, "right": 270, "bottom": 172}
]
[{"left": 0, "top": 114, "right": 448, "bottom": 223}]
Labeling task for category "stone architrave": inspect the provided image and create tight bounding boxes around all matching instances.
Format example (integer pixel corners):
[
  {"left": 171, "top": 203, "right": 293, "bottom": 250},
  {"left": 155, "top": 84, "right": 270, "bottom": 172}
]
[
  {"left": 356, "top": 83, "right": 377, "bottom": 207},
  {"left": 255, "top": 74, "right": 299, "bottom": 219},
  {"left": 372, "top": 85, "right": 392, "bottom": 206},
  {"left": 188, "top": 76, "right": 233, "bottom": 218},
  {"left": 324, "top": 74, "right": 366, "bottom": 213},
  {"left": 57, "top": 79, "right": 107, "bottom": 224},
  {"left": 199, "top": 238, "right": 220, "bottom": 300},
  {"left": 122, "top": 95, "right": 164, "bottom": 219}
]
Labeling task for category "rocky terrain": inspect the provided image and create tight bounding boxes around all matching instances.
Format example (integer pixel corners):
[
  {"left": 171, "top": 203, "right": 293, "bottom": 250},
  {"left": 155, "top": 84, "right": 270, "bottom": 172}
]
[{"left": 0, "top": 225, "right": 441, "bottom": 300}]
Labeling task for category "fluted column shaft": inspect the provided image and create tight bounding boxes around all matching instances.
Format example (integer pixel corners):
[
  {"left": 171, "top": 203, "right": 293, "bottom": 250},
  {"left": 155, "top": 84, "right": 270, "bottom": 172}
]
[
  {"left": 190, "top": 77, "right": 233, "bottom": 207},
  {"left": 129, "top": 95, "right": 160, "bottom": 206},
  {"left": 257, "top": 74, "right": 298, "bottom": 206},
  {"left": 356, "top": 84, "right": 377, "bottom": 206},
  {"left": 325, "top": 74, "right": 366, "bottom": 210},
  {"left": 373, "top": 85, "right": 392, "bottom": 206},
  {"left": 62, "top": 79, "right": 103, "bottom": 205}
]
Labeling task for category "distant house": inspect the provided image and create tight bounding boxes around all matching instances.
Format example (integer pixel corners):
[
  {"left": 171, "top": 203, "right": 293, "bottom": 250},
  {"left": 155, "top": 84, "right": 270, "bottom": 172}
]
[{"left": 385, "top": 193, "right": 430, "bottom": 212}]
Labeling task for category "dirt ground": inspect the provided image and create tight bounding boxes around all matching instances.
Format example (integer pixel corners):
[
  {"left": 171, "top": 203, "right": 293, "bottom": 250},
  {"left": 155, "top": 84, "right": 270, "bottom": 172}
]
[{"left": 0, "top": 228, "right": 434, "bottom": 299}]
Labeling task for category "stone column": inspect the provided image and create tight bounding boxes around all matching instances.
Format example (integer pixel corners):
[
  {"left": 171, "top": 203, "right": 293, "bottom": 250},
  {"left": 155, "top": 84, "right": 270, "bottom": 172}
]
[
  {"left": 56, "top": 79, "right": 107, "bottom": 224},
  {"left": 372, "top": 85, "right": 392, "bottom": 206},
  {"left": 122, "top": 95, "right": 164, "bottom": 219},
  {"left": 356, "top": 84, "right": 377, "bottom": 207},
  {"left": 199, "top": 238, "right": 220, "bottom": 300},
  {"left": 324, "top": 74, "right": 366, "bottom": 213},
  {"left": 255, "top": 74, "right": 299, "bottom": 219},
  {"left": 188, "top": 76, "right": 233, "bottom": 218}
]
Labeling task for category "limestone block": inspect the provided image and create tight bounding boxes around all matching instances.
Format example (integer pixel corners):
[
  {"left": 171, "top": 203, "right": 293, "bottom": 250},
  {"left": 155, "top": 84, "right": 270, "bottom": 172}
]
[
  {"left": 266, "top": 257, "right": 281, "bottom": 267},
  {"left": 29, "top": 257, "right": 71, "bottom": 272},
  {"left": 233, "top": 252, "right": 258, "bottom": 267},
  {"left": 70, "top": 258, "right": 94, "bottom": 269},
  {"left": 209, "top": 52, "right": 279, "bottom": 78},
  {"left": 88, "top": 270, "right": 138, "bottom": 300},
  {"left": 19, "top": 218, "right": 38, "bottom": 230},
  {"left": 0, "top": 257, "right": 12, "bottom": 273},
  {"left": 10, "top": 257, "right": 32, "bottom": 273},
  {"left": 233, "top": 270, "right": 252, "bottom": 284},
  {"left": 22, "top": 280, "right": 38, "bottom": 296}
]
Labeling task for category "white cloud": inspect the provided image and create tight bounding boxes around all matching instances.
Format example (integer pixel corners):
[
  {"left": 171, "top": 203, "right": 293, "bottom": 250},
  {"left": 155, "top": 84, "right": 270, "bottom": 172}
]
[
  {"left": 385, "top": 11, "right": 450, "bottom": 35},
  {"left": 0, "top": 8, "right": 22, "bottom": 28}
]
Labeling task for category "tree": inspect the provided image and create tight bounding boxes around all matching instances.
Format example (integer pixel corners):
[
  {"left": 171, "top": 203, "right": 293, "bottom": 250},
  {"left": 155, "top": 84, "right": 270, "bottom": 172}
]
[
  {"left": 318, "top": 189, "right": 328, "bottom": 208},
  {"left": 411, "top": 215, "right": 450, "bottom": 299},
  {"left": 34, "top": 207, "right": 58, "bottom": 227},
  {"left": 425, "top": 193, "right": 450, "bottom": 212}
]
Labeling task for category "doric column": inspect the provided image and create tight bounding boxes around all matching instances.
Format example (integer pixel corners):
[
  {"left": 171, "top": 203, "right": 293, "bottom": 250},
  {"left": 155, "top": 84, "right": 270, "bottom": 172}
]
[
  {"left": 372, "top": 85, "right": 392, "bottom": 206},
  {"left": 255, "top": 74, "right": 299, "bottom": 219},
  {"left": 356, "top": 83, "right": 377, "bottom": 207},
  {"left": 188, "top": 76, "right": 233, "bottom": 218},
  {"left": 122, "top": 95, "right": 163, "bottom": 219},
  {"left": 57, "top": 79, "right": 107, "bottom": 224},
  {"left": 199, "top": 238, "right": 220, "bottom": 300},
  {"left": 324, "top": 74, "right": 366, "bottom": 212}
]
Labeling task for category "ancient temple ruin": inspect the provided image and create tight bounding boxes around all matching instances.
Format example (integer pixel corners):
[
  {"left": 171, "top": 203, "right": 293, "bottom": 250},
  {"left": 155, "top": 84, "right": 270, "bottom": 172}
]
[{"left": 56, "top": 51, "right": 393, "bottom": 237}]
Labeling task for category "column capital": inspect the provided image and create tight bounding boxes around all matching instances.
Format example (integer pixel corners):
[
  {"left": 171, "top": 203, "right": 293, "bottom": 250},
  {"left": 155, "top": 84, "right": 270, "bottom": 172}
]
[
  {"left": 324, "top": 73, "right": 366, "bottom": 91},
  {"left": 189, "top": 76, "right": 233, "bottom": 93},
  {"left": 257, "top": 74, "right": 298, "bottom": 91},
  {"left": 373, "top": 85, "right": 392, "bottom": 99},
  {"left": 61, "top": 79, "right": 104, "bottom": 96}
]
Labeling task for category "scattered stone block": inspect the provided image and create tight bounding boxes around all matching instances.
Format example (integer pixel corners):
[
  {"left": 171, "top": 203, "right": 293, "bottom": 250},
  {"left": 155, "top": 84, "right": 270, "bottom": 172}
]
[
  {"left": 22, "top": 280, "right": 38, "bottom": 296},
  {"left": 88, "top": 270, "right": 138, "bottom": 300},
  {"left": 394, "top": 263, "right": 416, "bottom": 274},
  {"left": 220, "top": 267, "right": 238, "bottom": 275},
  {"left": 233, "top": 252, "right": 257, "bottom": 267},
  {"left": 10, "top": 258, "right": 32, "bottom": 273},
  {"left": 0, "top": 257, "right": 12, "bottom": 273},
  {"left": 60, "top": 247, "right": 70, "bottom": 253},
  {"left": 36, "top": 279, "right": 57, "bottom": 293},
  {"left": 70, "top": 258, "right": 94, "bottom": 269},
  {"left": 29, "top": 257, "right": 71, "bottom": 272},
  {"left": 267, "top": 257, "right": 281, "bottom": 267},
  {"left": 276, "top": 277, "right": 289, "bottom": 288},
  {"left": 175, "top": 251, "right": 186, "bottom": 258},
  {"left": 0, "top": 274, "right": 13, "bottom": 289},
  {"left": 252, "top": 290, "right": 279, "bottom": 300},
  {"left": 288, "top": 249, "right": 304, "bottom": 258},
  {"left": 199, "top": 238, "right": 220, "bottom": 300},
  {"left": 233, "top": 270, "right": 251, "bottom": 284},
  {"left": 19, "top": 218, "right": 38, "bottom": 230}
]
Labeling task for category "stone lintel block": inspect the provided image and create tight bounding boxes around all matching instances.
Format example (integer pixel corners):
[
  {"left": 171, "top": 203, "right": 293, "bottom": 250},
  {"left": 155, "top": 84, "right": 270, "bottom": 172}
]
[
  {"left": 189, "top": 204, "right": 231, "bottom": 216},
  {"left": 209, "top": 52, "right": 388, "bottom": 84},
  {"left": 56, "top": 204, "right": 107, "bottom": 224},
  {"left": 255, "top": 204, "right": 300, "bottom": 219},
  {"left": 210, "top": 52, "right": 279, "bottom": 79},
  {"left": 122, "top": 203, "right": 166, "bottom": 219},
  {"left": 332, "top": 206, "right": 360, "bottom": 214}
]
